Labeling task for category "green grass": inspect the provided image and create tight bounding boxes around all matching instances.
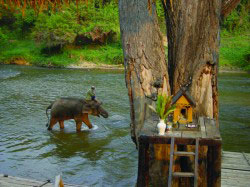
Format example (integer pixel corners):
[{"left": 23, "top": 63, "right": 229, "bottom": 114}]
[
  {"left": 0, "top": 39, "right": 39, "bottom": 63},
  {"left": 220, "top": 32, "right": 250, "bottom": 71},
  {"left": 69, "top": 43, "right": 123, "bottom": 65},
  {"left": 0, "top": 39, "right": 123, "bottom": 67},
  {"left": 1, "top": 32, "right": 249, "bottom": 71}
]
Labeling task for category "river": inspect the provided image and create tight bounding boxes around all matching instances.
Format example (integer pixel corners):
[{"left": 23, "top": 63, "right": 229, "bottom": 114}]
[{"left": 0, "top": 65, "right": 249, "bottom": 186}]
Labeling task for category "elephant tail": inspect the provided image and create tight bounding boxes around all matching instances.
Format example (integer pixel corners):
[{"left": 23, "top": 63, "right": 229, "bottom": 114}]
[{"left": 46, "top": 103, "right": 53, "bottom": 127}]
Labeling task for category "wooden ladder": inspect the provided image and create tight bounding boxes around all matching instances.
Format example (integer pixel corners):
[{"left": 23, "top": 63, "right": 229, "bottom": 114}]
[{"left": 168, "top": 137, "right": 199, "bottom": 187}]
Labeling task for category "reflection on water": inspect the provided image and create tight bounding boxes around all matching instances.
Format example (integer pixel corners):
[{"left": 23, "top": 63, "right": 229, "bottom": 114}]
[
  {"left": 0, "top": 65, "right": 136, "bottom": 186},
  {"left": 0, "top": 65, "right": 249, "bottom": 186},
  {"left": 219, "top": 72, "right": 250, "bottom": 152}
]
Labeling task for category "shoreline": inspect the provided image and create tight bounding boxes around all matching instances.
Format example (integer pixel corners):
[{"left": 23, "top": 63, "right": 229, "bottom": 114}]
[
  {"left": 67, "top": 61, "right": 124, "bottom": 70},
  {"left": 0, "top": 61, "right": 248, "bottom": 73}
]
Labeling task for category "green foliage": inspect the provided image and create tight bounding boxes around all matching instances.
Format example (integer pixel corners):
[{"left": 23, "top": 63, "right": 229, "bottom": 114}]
[
  {"left": 153, "top": 95, "right": 176, "bottom": 120},
  {"left": 0, "top": 0, "right": 249, "bottom": 70},
  {"left": 0, "top": 6, "right": 16, "bottom": 28},
  {"left": 156, "top": 0, "right": 166, "bottom": 33},
  {"left": 0, "top": 1, "right": 121, "bottom": 66},
  {"left": 0, "top": 39, "right": 38, "bottom": 62},
  {"left": 13, "top": 8, "right": 36, "bottom": 36},
  {"left": 0, "top": 38, "right": 123, "bottom": 67},
  {"left": 0, "top": 27, "right": 8, "bottom": 45},
  {"left": 0, "top": 6, "right": 36, "bottom": 39},
  {"left": 220, "top": 1, "right": 250, "bottom": 71},
  {"left": 32, "top": 52, "right": 75, "bottom": 67},
  {"left": 77, "top": 2, "right": 119, "bottom": 34},
  {"left": 68, "top": 42, "right": 123, "bottom": 65},
  {"left": 33, "top": 8, "right": 78, "bottom": 47},
  {"left": 221, "top": 1, "right": 250, "bottom": 34},
  {"left": 220, "top": 33, "right": 250, "bottom": 71},
  {"left": 32, "top": 2, "right": 119, "bottom": 48}
]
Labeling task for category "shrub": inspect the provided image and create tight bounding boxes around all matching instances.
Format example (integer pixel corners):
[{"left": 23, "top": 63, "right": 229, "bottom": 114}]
[
  {"left": 221, "top": 1, "right": 250, "bottom": 34},
  {"left": 32, "top": 2, "right": 119, "bottom": 48}
]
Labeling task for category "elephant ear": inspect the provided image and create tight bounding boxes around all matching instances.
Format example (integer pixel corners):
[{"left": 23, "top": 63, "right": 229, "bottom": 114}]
[
  {"left": 82, "top": 103, "right": 93, "bottom": 114},
  {"left": 90, "top": 100, "right": 102, "bottom": 108},
  {"left": 82, "top": 100, "right": 99, "bottom": 113}
]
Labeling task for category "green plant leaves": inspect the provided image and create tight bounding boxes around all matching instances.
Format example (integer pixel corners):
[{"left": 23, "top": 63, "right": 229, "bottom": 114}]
[{"left": 155, "top": 94, "right": 176, "bottom": 120}]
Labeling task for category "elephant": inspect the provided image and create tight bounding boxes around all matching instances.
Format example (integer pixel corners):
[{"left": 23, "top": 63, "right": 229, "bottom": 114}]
[{"left": 46, "top": 97, "right": 108, "bottom": 132}]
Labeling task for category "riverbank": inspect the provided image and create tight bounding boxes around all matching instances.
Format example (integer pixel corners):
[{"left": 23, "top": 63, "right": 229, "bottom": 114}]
[
  {"left": 1, "top": 33, "right": 249, "bottom": 72},
  {"left": 67, "top": 61, "right": 124, "bottom": 70},
  {"left": 0, "top": 59, "right": 124, "bottom": 70},
  {"left": 1, "top": 61, "right": 248, "bottom": 74},
  {"left": 220, "top": 33, "right": 249, "bottom": 71}
]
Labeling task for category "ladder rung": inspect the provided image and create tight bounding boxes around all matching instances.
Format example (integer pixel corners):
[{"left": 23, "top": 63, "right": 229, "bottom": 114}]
[
  {"left": 174, "top": 151, "right": 195, "bottom": 156},
  {"left": 173, "top": 172, "right": 195, "bottom": 177}
]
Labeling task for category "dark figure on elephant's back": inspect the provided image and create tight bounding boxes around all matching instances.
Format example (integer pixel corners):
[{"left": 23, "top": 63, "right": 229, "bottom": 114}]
[{"left": 46, "top": 98, "right": 108, "bottom": 132}]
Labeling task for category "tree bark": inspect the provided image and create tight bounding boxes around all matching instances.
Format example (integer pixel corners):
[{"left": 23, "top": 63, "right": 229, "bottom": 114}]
[
  {"left": 119, "top": 0, "right": 169, "bottom": 145},
  {"left": 163, "top": 0, "right": 221, "bottom": 124},
  {"left": 162, "top": 1, "right": 221, "bottom": 185},
  {"left": 221, "top": 0, "right": 241, "bottom": 19},
  {"left": 119, "top": 0, "right": 238, "bottom": 186}
]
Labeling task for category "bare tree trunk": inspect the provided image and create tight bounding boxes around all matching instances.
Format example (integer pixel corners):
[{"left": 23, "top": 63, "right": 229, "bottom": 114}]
[
  {"left": 163, "top": 0, "right": 221, "bottom": 124},
  {"left": 161, "top": 1, "right": 222, "bottom": 186},
  {"left": 119, "top": 0, "right": 239, "bottom": 186},
  {"left": 119, "top": 0, "right": 169, "bottom": 144}
]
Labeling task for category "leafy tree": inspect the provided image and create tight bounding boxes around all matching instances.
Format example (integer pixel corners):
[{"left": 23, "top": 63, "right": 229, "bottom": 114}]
[
  {"left": 222, "top": 0, "right": 250, "bottom": 33},
  {"left": 32, "top": 2, "right": 119, "bottom": 49},
  {"left": 0, "top": 27, "right": 8, "bottom": 46},
  {"left": 33, "top": 6, "right": 79, "bottom": 48},
  {"left": 14, "top": 8, "right": 36, "bottom": 36}
]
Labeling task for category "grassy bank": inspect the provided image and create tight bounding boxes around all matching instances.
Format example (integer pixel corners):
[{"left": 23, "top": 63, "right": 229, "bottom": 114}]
[
  {"left": 220, "top": 32, "right": 250, "bottom": 71},
  {"left": 0, "top": 38, "right": 123, "bottom": 67},
  {"left": 0, "top": 1, "right": 249, "bottom": 70},
  {"left": 1, "top": 32, "right": 249, "bottom": 71}
]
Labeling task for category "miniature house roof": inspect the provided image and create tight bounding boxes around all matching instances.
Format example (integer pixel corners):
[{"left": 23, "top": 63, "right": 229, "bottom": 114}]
[{"left": 172, "top": 89, "right": 196, "bottom": 107}]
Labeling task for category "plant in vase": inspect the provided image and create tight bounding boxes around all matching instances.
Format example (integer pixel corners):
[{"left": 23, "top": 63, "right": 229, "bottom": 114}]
[{"left": 149, "top": 94, "right": 176, "bottom": 135}]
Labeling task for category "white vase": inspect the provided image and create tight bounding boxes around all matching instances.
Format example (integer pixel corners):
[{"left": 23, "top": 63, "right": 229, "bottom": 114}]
[{"left": 157, "top": 119, "right": 166, "bottom": 135}]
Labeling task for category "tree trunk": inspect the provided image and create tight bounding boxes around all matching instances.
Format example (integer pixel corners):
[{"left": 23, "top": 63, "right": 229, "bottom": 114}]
[
  {"left": 162, "top": 1, "right": 221, "bottom": 186},
  {"left": 163, "top": 0, "right": 221, "bottom": 124},
  {"left": 221, "top": 0, "right": 241, "bottom": 19},
  {"left": 119, "top": 0, "right": 169, "bottom": 145},
  {"left": 119, "top": 0, "right": 238, "bottom": 186}
]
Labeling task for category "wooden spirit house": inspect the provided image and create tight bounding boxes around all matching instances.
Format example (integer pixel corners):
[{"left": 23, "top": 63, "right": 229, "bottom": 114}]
[
  {"left": 172, "top": 88, "right": 196, "bottom": 125},
  {"left": 137, "top": 79, "right": 222, "bottom": 187}
]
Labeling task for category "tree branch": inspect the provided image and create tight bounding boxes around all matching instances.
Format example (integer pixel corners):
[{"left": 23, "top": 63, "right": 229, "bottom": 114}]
[{"left": 221, "top": 0, "right": 241, "bottom": 18}]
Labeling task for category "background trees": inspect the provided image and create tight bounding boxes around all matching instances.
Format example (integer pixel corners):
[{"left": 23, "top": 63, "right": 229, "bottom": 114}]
[
  {"left": 0, "top": 1, "right": 122, "bottom": 66},
  {"left": 0, "top": 0, "right": 248, "bottom": 68}
]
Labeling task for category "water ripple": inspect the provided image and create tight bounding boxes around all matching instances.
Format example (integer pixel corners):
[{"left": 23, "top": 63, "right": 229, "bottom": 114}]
[
  {"left": 0, "top": 69, "right": 21, "bottom": 80},
  {"left": 1, "top": 65, "right": 249, "bottom": 186}
]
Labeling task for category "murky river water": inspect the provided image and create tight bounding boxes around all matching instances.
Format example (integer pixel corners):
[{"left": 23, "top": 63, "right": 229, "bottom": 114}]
[{"left": 0, "top": 65, "right": 249, "bottom": 186}]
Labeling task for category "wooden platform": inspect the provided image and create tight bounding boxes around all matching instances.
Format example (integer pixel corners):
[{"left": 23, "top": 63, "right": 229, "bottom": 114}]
[
  {"left": 222, "top": 151, "right": 250, "bottom": 187},
  {"left": 0, "top": 174, "right": 83, "bottom": 187},
  {"left": 139, "top": 116, "right": 221, "bottom": 141},
  {"left": 137, "top": 116, "right": 222, "bottom": 186}
]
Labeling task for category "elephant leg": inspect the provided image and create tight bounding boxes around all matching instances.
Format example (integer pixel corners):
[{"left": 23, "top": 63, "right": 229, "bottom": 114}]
[
  {"left": 82, "top": 113, "right": 93, "bottom": 129},
  {"left": 75, "top": 120, "right": 82, "bottom": 132},
  {"left": 48, "top": 118, "right": 57, "bottom": 130},
  {"left": 59, "top": 121, "right": 64, "bottom": 130}
]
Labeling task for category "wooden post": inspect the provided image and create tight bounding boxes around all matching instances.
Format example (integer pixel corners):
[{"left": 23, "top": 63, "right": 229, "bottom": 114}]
[
  {"left": 207, "top": 143, "right": 222, "bottom": 187},
  {"left": 137, "top": 140, "right": 149, "bottom": 186}
]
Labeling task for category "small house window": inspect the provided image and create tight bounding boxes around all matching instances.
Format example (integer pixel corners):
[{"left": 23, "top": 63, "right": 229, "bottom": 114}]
[{"left": 181, "top": 108, "right": 187, "bottom": 119}]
